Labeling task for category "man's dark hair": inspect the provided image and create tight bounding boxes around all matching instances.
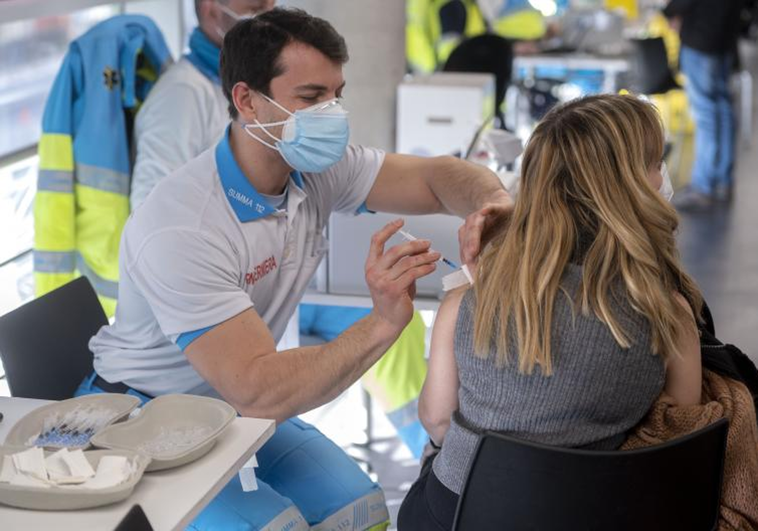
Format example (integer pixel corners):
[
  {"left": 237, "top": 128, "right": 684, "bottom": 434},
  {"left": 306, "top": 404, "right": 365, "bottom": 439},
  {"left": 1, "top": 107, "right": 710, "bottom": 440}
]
[{"left": 220, "top": 7, "right": 349, "bottom": 119}]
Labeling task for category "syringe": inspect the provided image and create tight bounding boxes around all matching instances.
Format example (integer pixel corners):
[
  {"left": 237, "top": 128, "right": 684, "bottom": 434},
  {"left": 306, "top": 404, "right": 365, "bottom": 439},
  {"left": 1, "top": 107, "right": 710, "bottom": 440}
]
[{"left": 397, "top": 229, "right": 459, "bottom": 270}]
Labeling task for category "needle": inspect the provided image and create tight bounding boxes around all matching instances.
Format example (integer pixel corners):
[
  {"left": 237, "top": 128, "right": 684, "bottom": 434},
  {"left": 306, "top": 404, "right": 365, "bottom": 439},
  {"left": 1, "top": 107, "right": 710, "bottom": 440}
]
[{"left": 397, "top": 229, "right": 459, "bottom": 270}]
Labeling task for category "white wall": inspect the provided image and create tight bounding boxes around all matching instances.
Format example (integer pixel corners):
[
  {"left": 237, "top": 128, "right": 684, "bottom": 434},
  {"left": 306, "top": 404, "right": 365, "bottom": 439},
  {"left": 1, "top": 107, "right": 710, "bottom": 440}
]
[
  {"left": 282, "top": 0, "right": 406, "bottom": 151},
  {"left": 123, "top": 0, "right": 186, "bottom": 58}
]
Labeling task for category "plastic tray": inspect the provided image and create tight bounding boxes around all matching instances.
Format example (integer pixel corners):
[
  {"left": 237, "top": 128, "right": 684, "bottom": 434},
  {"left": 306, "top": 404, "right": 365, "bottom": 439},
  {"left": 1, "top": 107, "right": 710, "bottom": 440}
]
[
  {"left": 91, "top": 394, "right": 236, "bottom": 471},
  {"left": 0, "top": 446, "right": 150, "bottom": 511},
  {"left": 4, "top": 394, "right": 141, "bottom": 450}
]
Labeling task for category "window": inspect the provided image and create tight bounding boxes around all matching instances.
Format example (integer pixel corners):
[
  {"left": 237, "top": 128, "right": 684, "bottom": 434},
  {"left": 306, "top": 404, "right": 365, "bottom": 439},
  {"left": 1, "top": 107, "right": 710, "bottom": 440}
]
[
  {"left": 0, "top": 154, "right": 35, "bottom": 316},
  {"left": 0, "top": 155, "right": 35, "bottom": 267},
  {"left": 0, "top": 6, "right": 119, "bottom": 158}
]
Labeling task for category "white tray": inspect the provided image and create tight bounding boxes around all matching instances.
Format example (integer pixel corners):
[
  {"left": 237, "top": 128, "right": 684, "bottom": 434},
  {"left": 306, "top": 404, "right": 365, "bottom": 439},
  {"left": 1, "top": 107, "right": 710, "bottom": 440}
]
[
  {"left": 91, "top": 394, "right": 236, "bottom": 471},
  {"left": 4, "top": 394, "right": 141, "bottom": 450},
  {"left": 0, "top": 446, "right": 150, "bottom": 511}
]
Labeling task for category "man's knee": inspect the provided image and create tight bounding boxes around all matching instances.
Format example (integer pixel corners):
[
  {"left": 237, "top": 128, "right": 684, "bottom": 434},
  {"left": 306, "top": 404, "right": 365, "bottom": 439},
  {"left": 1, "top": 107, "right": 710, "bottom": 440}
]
[{"left": 257, "top": 418, "right": 390, "bottom": 529}]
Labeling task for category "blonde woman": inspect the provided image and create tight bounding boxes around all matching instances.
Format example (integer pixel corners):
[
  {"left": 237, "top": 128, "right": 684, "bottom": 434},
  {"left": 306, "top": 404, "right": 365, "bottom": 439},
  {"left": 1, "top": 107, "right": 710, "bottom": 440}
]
[{"left": 398, "top": 94, "right": 703, "bottom": 530}]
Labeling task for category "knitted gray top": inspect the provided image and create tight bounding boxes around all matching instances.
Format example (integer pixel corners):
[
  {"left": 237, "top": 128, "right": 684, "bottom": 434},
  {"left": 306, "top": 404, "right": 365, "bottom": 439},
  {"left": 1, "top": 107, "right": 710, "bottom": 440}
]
[{"left": 432, "top": 264, "right": 665, "bottom": 495}]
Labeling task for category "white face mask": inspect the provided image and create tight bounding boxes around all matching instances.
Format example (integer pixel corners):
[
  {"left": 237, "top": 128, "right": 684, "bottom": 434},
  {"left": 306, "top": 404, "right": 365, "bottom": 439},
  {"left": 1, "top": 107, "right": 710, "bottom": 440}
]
[
  {"left": 215, "top": 3, "right": 256, "bottom": 39},
  {"left": 243, "top": 94, "right": 350, "bottom": 173},
  {"left": 659, "top": 161, "right": 674, "bottom": 202}
]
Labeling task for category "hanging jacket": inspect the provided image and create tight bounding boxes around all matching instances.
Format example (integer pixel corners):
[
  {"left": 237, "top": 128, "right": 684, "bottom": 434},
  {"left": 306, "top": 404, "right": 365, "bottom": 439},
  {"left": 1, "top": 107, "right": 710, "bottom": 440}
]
[
  {"left": 33, "top": 15, "right": 171, "bottom": 316},
  {"left": 407, "top": 0, "right": 546, "bottom": 73},
  {"left": 621, "top": 370, "right": 758, "bottom": 529}
]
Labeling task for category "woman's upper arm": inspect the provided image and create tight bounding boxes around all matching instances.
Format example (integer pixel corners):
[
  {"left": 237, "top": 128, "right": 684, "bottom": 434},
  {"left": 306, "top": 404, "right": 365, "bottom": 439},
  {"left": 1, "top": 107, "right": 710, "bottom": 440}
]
[
  {"left": 664, "top": 293, "right": 702, "bottom": 406},
  {"left": 419, "top": 288, "right": 465, "bottom": 433}
]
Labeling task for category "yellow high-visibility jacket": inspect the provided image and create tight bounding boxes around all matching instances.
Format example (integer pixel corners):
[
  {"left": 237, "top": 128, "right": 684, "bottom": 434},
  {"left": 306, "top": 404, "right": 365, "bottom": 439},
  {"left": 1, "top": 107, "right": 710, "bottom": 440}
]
[
  {"left": 34, "top": 15, "right": 170, "bottom": 316},
  {"left": 407, "top": 0, "right": 547, "bottom": 74}
]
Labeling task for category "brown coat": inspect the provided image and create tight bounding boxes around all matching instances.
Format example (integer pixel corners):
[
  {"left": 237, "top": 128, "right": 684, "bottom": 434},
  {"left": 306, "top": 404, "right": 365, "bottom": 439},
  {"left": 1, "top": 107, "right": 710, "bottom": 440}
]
[{"left": 622, "top": 370, "right": 758, "bottom": 530}]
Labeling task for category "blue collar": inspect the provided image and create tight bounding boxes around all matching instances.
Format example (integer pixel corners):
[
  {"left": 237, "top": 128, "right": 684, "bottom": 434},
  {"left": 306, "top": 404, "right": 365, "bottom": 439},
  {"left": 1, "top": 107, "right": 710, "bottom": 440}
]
[
  {"left": 186, "top": 28, "right": 220, "bottom": 84},
  {"left": 216, "top": 126, "right": 304, "bottom": 222}
]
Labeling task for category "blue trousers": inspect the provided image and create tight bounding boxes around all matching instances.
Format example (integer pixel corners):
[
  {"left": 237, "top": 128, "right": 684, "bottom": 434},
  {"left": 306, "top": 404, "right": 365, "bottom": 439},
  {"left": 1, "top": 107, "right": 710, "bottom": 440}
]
[
  {"left": 76, "top": 373, "right": 390, "bottom": 530},
  {"left": 680, "top": 45, "right": 736, "bottom": 194}
]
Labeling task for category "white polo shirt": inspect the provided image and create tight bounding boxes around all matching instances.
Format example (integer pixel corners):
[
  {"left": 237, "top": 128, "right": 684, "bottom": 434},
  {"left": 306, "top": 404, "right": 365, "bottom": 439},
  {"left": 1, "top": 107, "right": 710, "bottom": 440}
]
[
  {"left": 91, "top": 127, "right": 384, "bottom": 396},
  {"left": 130, "top": 57, "right": 228, "bottom": 211}
]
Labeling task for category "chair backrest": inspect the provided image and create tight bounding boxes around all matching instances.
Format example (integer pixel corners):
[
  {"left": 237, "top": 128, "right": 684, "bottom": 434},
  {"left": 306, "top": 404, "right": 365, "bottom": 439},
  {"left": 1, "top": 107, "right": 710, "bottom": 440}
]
[
  {"left": 453, "top": 418, "right": 729, "bottom": 531},
  {"left": 114, "top": 504, "right": 154, "bottom": 531},
  {"left": 0, "top": 277, "right": 107, "bottom": 400},
  {"left": 631, "top": 37, "right": 679, "bottom": 95},
  {"left": 443, "top": 34, "right": 514, "bottom": 123}
]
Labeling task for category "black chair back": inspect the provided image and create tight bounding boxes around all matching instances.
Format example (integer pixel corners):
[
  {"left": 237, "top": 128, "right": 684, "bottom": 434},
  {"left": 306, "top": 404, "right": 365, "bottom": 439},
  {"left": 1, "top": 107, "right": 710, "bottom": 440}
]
[
  {"left": 453, "top": 418, "right": 729, "bottom": 531},
  {"left": 443, "top": 34, "right": 514, "bottom": 125},
  {"left": 631, "top": 37, "right": 680, "bottom": 95},
  {"left": 114, "top": 505, "right": 154, "bottom": 531},
  {"left": 0, "top": 277, "right": 107, "bottom": 399}
]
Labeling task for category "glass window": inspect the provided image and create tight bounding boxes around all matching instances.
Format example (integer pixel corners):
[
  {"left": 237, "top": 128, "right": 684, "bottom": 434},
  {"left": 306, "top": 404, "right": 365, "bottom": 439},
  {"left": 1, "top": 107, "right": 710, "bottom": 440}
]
[
  {"left": 0, "top": 6, "right": 119, "bottom": 158},
  {"left": 0, "top": 155, "right": 36, "bottom": 320},
  {"left": 0, "top": 155, "right": 36, "bottom": 267}
]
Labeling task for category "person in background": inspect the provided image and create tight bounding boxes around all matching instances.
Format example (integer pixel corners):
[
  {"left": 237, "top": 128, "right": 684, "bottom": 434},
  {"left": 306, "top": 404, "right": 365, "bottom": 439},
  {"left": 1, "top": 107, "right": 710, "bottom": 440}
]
[
  {"left": 406, "top": 0, "right": 547, "bottom": 74},
  {"left": 130, "top": 0, "right": 275, "bottom": 210},
  {"left": 664, "top": 0, "right": 746, "bottom": 210},
  {"left": 398, "top": 94, "right": 703, "bottom": 530},
  {"left": 79, "top": 8, "right": 512, "bottom": 530}
]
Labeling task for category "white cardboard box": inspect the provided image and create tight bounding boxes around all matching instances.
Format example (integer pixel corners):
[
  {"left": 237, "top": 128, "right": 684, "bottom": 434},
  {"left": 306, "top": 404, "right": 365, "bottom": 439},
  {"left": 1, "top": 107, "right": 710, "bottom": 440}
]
[{"left": 396, "top": 72, "right": 495, "bottom": 157}]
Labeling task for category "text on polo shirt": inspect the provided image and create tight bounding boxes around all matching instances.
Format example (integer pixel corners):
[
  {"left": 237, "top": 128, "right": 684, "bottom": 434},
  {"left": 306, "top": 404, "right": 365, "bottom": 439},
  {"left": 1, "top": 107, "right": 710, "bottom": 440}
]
[
  {"left": 245, "top": 256, "right": 278, "bottom": 285},
  {"left": 228, "top": 187, "right": 266, "bottom": 214}
]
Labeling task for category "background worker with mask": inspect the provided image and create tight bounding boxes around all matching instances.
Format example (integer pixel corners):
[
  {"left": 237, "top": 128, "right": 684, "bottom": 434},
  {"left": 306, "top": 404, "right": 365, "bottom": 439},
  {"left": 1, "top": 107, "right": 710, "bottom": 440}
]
[
  {"left": 130, "top": 0, "right": 275, "bottom": 210},
  {"left": 77, "top": 8, "right": 512, "bottom": 530}
]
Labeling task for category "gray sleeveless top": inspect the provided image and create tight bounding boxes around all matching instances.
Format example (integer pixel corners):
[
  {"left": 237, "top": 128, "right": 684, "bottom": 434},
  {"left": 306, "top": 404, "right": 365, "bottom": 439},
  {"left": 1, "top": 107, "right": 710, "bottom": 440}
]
[{"left": 433, "top": 264, "right": 665, "bottom": 495}]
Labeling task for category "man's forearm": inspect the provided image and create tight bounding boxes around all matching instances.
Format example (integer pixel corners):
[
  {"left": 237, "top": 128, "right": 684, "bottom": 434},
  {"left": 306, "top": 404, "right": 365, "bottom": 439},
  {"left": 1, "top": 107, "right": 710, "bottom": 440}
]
[
  {"left": 428, "top": 156, "right": 509, "bottom": 217},
  {"left": 238, "top": 313, "right": 401, "bottom": 423}
]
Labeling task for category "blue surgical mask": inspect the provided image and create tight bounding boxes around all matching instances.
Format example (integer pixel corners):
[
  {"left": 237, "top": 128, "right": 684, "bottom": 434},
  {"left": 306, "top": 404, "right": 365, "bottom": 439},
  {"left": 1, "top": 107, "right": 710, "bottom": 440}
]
[{"left": 243, "top": 94, "right": 350, "bottom": 173}]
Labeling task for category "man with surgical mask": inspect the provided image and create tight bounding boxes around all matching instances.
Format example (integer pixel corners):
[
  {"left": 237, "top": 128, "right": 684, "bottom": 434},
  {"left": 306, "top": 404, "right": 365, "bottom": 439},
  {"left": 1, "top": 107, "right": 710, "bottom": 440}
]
[
  {"left": 130, "top": 0, "right": 274, "bottom": 210},
  {"left": 79, "top": 8, "right": 512, "bottom": 530}
]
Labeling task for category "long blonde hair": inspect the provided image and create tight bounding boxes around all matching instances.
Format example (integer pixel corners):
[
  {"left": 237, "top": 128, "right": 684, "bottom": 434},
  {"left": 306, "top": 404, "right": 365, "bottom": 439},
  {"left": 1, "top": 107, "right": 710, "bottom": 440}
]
[{"left": 474, "top": 94, "right": 702, "bottom": 374}]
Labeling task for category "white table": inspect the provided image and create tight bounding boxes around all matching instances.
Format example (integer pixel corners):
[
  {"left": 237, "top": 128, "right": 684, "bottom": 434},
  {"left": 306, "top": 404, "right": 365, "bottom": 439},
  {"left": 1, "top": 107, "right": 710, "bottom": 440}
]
[
  {"left": 301, "top": 291, "right": 442, "bottom": 312},
  {"left": 0, "top": 397, "right": 275, "bottom": 531}
]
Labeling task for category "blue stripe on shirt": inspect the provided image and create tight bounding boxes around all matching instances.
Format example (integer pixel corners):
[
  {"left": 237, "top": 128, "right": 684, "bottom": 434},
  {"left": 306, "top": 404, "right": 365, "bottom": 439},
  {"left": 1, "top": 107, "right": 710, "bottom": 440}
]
[
  {"left": 356, "top": 201, "right": 375, "bottom": 214},
  {"left": 176, "top": 324, "right": 216, "bottom": 351}
]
